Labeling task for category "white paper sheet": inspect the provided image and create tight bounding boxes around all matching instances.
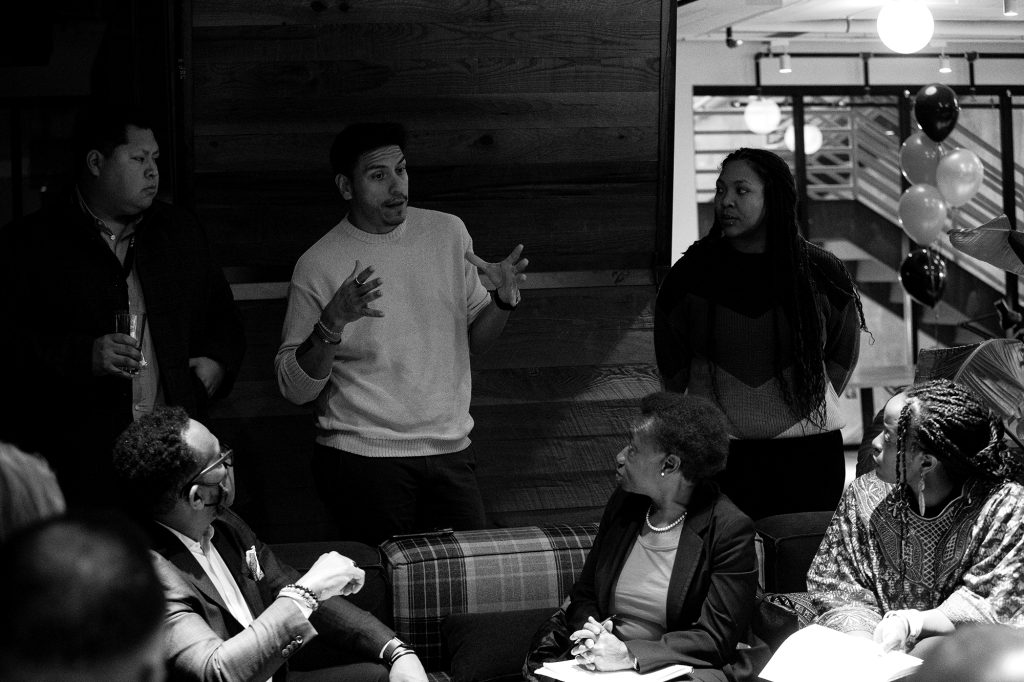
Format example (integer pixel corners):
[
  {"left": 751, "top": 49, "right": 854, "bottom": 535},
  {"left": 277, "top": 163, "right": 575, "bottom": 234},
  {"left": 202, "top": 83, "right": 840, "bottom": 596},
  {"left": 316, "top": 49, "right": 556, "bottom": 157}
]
[
  {"left": 759, "top": 624, "right": 922, "bottom": 682},
  {"left": 536, "top": 659, "right": 693, "bottom": 682}
]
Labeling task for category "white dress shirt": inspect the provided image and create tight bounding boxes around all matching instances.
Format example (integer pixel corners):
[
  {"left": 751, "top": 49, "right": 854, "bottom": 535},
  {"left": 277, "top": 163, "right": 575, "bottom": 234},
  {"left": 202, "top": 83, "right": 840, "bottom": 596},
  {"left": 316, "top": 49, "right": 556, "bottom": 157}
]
[{"left": 159, "top": 522, "right": 255, "bottom": 629}]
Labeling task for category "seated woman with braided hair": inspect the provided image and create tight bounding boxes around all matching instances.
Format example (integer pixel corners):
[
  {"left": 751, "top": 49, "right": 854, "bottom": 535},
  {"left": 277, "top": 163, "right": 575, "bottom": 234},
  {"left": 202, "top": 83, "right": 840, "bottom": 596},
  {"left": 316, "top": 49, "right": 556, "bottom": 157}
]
[{"left": 807, "top": 378, "right": 1024, "bottom": 656}]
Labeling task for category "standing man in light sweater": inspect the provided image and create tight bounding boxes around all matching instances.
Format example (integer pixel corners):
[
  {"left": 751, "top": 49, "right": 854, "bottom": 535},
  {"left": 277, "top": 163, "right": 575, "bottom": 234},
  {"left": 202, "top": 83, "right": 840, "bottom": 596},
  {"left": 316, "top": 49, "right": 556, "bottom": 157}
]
[{"left": 275, "top": 122, "right": 527, "bottom": 545}]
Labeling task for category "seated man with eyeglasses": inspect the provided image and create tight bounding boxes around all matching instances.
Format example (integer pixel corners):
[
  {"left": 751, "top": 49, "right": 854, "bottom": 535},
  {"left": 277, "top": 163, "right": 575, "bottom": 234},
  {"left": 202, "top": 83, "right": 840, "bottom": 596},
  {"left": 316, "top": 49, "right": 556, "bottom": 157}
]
[{"left": 112, "top": 406, "right": 427, "bottom": 682}]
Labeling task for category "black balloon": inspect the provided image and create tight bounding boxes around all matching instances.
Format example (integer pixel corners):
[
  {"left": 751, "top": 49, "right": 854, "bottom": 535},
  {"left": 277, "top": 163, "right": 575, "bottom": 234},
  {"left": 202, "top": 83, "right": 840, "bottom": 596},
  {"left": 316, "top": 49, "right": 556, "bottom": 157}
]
[
  {"left": 914, "top": 83, "right": 959, "bottom": 142},
  {"left": 899, "top": 248, "right": 947, "bottom": 307}
]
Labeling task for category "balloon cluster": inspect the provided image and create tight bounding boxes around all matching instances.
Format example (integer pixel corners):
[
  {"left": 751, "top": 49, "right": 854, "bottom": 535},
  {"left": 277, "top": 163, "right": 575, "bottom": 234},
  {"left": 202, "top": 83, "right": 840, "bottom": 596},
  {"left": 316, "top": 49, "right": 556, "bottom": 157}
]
[{"left": 896, "top": 83, "right": 983, "bottom": 307}]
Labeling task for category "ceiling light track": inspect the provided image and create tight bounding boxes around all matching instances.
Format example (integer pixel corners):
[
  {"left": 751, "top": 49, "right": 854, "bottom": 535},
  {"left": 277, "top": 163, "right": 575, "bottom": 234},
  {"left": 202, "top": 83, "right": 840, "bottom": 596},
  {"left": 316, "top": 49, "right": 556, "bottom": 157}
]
[
  {"left": 727, "top": 20, "right": 1024, "bottom": 43},
  {"left": 752, "top": 51, "right": 1019, "bottom": 92}
]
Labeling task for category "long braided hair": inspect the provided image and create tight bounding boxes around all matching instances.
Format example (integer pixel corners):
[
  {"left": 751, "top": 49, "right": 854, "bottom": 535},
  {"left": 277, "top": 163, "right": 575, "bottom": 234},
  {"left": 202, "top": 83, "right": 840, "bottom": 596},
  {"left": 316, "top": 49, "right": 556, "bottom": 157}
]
[
  {"left": 890, "top": 379, "right": 1024, "bottom": 607},
  {"left": 709, "top": 148, "right": 867, "bottom": 425}
]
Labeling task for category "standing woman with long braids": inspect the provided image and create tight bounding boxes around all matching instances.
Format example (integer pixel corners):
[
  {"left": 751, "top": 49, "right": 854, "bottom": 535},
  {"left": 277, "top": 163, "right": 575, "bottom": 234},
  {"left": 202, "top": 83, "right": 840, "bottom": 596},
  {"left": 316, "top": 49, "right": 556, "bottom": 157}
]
[
  {"left": 807, "top": 379, "right": 1024, "bottom": 655},
  {"left": 654, "top": 147, "right": 867, "bottom": 519}
]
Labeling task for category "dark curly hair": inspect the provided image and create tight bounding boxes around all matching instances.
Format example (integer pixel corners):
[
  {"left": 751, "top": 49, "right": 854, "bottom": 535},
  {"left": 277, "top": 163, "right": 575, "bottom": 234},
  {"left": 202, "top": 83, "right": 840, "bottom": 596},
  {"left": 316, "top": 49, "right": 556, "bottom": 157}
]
[
  {"left": 112, "top": 406, "right": 199, "bottom": 515},
  {"left": 329, "top": 121, "right": 407, "bottom": 178},
  {"left": 709, "top": 148, "right": 867, "bottom": 425},
  {"left": 639, "top": 392, "right": 729, "bottom": 482}
]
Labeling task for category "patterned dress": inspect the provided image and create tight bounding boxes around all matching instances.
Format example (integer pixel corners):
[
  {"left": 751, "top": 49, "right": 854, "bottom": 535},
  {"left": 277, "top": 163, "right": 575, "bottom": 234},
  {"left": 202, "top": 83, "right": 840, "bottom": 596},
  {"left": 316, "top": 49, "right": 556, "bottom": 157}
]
[{"left": 807, "top": 471, "right": 1024, "bottom": 635}]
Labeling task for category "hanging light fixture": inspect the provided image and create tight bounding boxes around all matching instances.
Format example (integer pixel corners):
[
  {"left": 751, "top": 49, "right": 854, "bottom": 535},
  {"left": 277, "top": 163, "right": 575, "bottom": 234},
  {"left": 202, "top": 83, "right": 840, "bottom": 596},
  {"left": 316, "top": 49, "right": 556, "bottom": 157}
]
[
  {"left": 938, "top": 54, "right": 952, "bottom": 73},
  {"left": 778, "top": 52, "right": 792, "bottom": 74},
  {"left": 784, "top": 124, "right": 824, "bottom": 155},
  {"left": 877, "top": 0, "right": 934, "bottom": 54},
  {"left": 744, "top": 98, "right": 782, "bottom": 134},
  {"left": 1005, "top": 0, "right": 1020, "bottom": 16}
]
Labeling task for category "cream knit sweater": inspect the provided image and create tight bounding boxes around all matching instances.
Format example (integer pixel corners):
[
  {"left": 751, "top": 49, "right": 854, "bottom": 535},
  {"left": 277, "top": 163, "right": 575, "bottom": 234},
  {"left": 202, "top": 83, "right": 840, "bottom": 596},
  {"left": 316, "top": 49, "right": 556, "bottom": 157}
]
[{"left": 275, "top": 208, "right": 489, "bottom": 457}]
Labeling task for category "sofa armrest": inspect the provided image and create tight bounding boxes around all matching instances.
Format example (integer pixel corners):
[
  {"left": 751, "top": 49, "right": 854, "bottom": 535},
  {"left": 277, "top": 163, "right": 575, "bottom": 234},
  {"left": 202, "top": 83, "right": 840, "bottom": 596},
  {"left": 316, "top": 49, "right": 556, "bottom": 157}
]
[
  {"left": 270, "top": 540, "right": 390, "bottom": 626},
  {"left": 755, "top": 511, "right": 833, "bottom": 594},
  {"left": 753, "top": 591, "right": 818, "bottom": 652}
]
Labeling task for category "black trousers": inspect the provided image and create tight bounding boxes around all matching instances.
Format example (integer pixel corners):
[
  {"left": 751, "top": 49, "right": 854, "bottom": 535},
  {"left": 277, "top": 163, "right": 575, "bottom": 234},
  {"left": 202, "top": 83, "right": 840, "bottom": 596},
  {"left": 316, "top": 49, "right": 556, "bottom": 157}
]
[
  {"left": 312, "top": 443, "right": 487, "bottom": 546},
  {"left": 716, "top": 430, "right": 846, "bottom": 520}
]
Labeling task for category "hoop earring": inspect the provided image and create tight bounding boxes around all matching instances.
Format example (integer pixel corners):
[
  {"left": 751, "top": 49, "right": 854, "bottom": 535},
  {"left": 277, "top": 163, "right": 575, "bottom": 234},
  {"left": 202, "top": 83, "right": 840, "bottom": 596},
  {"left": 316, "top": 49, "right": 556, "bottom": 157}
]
[{"left": 917, "top": 475, "right": 926, "bottom": 516}]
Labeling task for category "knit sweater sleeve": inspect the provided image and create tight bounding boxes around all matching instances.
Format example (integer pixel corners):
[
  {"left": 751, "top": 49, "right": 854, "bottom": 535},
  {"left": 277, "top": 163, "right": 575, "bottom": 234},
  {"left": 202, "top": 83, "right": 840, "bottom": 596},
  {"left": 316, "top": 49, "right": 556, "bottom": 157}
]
[
  {"left": 813, "top": 251, "right": 862, "bottom": 394},
  {"left": 462, "top": 227, "right": 490, "bottom": 324},
  {"left": 275, "top": 274, "right": 330, "bottom": 406}
]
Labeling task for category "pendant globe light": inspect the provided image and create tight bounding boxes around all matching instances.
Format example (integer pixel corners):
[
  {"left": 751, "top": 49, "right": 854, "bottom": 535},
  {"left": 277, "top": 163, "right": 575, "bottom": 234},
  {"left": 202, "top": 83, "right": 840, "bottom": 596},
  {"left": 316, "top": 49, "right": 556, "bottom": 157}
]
[
  {"left": 784, "top": 123, "right": 824, "bottom": 155},
  {"left": 877, "top": 0, "right": 935, "bottom": 54},
  {"left": 744, "top": 98, "right": 782, "bottom": 135}
]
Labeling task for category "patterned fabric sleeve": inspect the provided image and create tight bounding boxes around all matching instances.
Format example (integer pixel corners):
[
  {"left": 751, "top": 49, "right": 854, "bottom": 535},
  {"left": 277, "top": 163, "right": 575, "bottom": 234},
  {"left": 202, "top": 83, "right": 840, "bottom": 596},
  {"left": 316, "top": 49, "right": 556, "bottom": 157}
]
[
  {"left": 937, "top": 482, "right": 1024, "bottom": 626},
  {"left": 806, "top": 481, "right": 883, "bottom": 635}
]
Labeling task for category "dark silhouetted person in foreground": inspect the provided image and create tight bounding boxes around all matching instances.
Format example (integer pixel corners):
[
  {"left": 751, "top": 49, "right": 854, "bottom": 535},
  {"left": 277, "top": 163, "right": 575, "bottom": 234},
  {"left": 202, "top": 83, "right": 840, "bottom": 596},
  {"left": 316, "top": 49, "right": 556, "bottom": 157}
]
[
  {"left": 0, "top": 515, "right": 166, "bottom": 682},
  {"left": 114, "top": 406, "right": 427, "bottom": 682},
  {"left": 912, "top": 624, "right": 1024, "bottom": 682}
]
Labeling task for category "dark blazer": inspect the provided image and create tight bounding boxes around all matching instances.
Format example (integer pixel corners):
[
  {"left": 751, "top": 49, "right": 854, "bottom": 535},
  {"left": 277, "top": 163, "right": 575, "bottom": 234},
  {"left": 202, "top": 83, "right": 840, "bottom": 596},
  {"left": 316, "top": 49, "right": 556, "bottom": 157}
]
[
  {"left": 566, "top": 485, "right": 767, "bottom": 682},
  {"left": 150, "top": 509, "right": 394, "bottom": 682},
  {"left": 0, "top": 195, "right": 245, "bottom": 504}
]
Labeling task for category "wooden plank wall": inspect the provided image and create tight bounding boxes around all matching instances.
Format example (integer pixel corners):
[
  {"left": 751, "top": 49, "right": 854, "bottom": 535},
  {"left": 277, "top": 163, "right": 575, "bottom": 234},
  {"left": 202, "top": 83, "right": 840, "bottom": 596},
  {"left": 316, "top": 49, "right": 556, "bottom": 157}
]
[{"left": 190, "top": 0, "right": 670, "bottom": 542}]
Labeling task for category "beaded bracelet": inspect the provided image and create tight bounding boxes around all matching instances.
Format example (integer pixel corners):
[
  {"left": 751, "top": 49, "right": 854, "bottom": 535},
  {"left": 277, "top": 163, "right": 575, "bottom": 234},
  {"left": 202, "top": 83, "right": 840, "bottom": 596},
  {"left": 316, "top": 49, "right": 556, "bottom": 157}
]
[
  {"left": 280, "top": 585, "right": 319, "bottom": 613},
  {"left": 313, "top": 319, "right": 342, "bottom": 345},
  {"left": 286, "top": 583, "right": 320, "bottom": 607}
]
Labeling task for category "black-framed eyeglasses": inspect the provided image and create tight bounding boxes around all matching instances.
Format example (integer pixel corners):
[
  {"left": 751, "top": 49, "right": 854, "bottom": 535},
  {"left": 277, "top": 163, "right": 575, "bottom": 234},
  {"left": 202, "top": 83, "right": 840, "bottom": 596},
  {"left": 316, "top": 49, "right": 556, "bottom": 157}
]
[{"left": 182, "top": 446, "right": 234, "bottom": 495}]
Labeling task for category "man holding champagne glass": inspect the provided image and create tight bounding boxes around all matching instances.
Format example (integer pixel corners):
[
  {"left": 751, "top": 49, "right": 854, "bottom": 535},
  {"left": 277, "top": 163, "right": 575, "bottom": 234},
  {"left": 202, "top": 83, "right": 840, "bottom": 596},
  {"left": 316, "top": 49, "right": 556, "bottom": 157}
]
[{"left": 0, "top": 102, "right": 245, "bottom": 508}]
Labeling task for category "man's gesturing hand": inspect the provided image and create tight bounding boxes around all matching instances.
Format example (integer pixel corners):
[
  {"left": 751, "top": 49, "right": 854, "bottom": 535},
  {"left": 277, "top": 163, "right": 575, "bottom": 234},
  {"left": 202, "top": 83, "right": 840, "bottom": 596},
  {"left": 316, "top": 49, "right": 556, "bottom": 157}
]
[
  {"left": 465, "top": 244, "right": 528, "bottom": 308},
  {"left": 321, "top": 260, "right": 384, "bottom": 330}
]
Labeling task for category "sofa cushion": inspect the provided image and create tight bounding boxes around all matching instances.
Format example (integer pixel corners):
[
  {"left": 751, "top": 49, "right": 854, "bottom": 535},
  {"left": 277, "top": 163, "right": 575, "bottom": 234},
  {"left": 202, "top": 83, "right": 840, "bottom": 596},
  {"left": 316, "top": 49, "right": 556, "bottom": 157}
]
[
  {"left": 442, "top": 607, "right": 555, "bottom": 682},
  {"left": 382, "top": 524, "right": 597, "bottom": 672}
]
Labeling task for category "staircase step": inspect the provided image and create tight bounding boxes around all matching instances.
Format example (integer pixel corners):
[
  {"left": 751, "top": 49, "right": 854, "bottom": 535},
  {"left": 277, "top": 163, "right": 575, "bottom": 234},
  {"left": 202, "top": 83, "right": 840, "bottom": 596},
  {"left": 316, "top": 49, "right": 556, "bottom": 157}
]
[
  {"left": 818, "top": 239, "right": 872, "bottom": 262},
  {"left": 852, "top": 259, "right": 898, "bottom": 283}
]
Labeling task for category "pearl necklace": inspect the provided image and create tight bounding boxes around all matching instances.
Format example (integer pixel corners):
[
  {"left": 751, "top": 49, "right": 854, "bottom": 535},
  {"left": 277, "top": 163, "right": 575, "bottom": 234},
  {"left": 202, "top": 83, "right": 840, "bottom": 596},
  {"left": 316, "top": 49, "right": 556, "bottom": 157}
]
[{"left": 645, "top": 504, "right": 687, "bottom": 532}]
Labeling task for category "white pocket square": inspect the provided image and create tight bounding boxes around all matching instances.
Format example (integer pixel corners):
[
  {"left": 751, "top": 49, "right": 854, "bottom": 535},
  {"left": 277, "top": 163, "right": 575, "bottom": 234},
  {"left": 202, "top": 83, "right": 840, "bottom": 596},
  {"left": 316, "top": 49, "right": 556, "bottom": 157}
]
[{"left": 245, "top": 546, "right": 264, "bottom": 581}]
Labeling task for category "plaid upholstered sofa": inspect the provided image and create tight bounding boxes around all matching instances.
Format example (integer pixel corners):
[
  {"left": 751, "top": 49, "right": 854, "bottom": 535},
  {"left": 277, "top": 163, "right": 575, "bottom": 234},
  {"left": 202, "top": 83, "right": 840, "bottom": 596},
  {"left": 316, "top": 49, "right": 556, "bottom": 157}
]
[
  {"left": 277, "top": 514, "right": 830, "bottom": 681},
  {"left": 380, "top": 524, "right": 599, "bottom": 682}
]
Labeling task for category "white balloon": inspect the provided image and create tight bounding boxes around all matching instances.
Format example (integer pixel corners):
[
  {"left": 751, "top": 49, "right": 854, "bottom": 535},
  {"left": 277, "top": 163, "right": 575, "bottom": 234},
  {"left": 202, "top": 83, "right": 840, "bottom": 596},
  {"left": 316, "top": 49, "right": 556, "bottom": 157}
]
[
  {"left": 936, "top": 148, "right": 985, "bottom": 207},
  {"left": 744, "top": 99, "right": 781, "bottom": 135}
]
